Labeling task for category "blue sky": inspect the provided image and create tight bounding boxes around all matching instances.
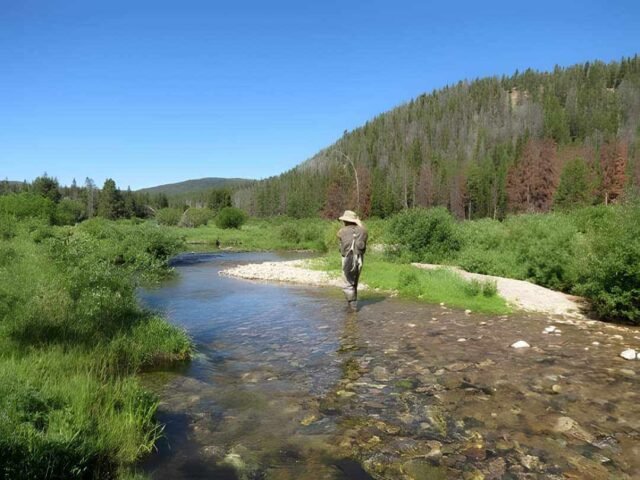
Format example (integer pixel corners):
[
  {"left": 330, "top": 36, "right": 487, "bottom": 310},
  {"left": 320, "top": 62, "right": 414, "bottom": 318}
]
[{"left": 1, "top": 0, "right": 638, "bottom": 189}]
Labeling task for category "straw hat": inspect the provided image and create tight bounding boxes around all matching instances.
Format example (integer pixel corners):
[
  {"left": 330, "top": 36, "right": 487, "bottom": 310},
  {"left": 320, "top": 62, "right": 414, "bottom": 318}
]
[{"left": 338, "top": 210, "right": 362, "bottom": 226}]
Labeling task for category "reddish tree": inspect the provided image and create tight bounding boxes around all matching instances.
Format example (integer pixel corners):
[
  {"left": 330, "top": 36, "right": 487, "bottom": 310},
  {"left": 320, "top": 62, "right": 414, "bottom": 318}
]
[
  {"left": 600, "top": 141, "right": 628, "bottom": 204},
  {"left": 507, "top": 138, "right": 558, "bottom": 213},
  {"left": 322, "top": 179, "right": 348, "bottom": 219}
]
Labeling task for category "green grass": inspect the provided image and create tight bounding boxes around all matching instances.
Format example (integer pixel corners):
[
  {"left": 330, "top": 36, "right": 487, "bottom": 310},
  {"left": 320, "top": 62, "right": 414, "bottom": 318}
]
[
  {"left": 168, "top": 216, "right": 333, "bottom": 252},
  {"left": 311, "top": 253, "right": 511, "bottom": 315},
  {"left": 0, "top": 218, "right": 192, "bottom": 479}
]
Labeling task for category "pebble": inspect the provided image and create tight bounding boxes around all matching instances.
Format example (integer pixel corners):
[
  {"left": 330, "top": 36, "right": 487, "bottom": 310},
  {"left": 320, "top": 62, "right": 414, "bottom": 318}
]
[
  {"left": 620, "top": 349, "right": 638, "bottom": 360},
  {"left": 543, "top": 326, "right": 557, "bottom": 334},
  {"left": 465, "top": 309, "right": 472, "bottom": 315},
  {"left": 511, "top": 340, "right": 530, "bottom": 349},
  {"left": 457, "top": 338, "right": 467, "bottom": 342}
]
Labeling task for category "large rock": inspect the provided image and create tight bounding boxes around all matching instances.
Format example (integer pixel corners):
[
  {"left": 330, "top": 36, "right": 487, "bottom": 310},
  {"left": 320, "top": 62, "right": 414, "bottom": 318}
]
[{"left": 620, "top": 349, "right": 638, "bottom": 360}]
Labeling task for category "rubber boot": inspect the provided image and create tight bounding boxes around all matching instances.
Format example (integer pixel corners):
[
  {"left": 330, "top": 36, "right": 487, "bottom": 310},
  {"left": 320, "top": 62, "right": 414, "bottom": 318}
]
[{"left": 348, "top": 300, "right": 358, "bottom": 312}]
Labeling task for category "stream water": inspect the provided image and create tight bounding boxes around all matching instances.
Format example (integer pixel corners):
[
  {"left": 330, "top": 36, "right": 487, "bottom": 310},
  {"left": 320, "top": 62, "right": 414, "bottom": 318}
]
[{"left": 139, "top": 252, "right": 640, "bottom": 479}]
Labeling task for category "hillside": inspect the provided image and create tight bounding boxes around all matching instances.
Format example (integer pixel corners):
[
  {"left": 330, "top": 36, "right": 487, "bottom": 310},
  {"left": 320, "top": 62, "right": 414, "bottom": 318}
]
[
  {"left": 137, "top": 177, "right": 253, "bottom": 207},
  {"left": 234, "top": 56, "right": 640, "bottom": 219},
  {"left": 137, "top": 177, "right": 252, "bottom": 196}
]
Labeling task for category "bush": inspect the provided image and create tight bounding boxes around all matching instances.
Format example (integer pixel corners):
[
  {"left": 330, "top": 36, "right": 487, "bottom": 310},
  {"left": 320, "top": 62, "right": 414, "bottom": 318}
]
[
  {"left": 0, "top": 193, "right": 56, "bottom": 224},
  {"left": 279, "top": 223, "right": 301, "bottom": 244},
  {"left": 215, "top": 207, "right": 247, "bottom": 229},
  {"left": 386, "top": 207, "right": 461, "bottom": 262},
  {"left": 178, "top": 207, "right": 213, "bottom": 228},
  {"left": 574, "top": 204, "right": 640, "bottom": 323},
  {"left": 55, "top": 198, "right": 85, "bottom": 225},
  {"left": 504, "top": 214, "right": 579, "bottom": 291},
  {"left": 155, "top": 207, "right": 182, "bottom": 226}
]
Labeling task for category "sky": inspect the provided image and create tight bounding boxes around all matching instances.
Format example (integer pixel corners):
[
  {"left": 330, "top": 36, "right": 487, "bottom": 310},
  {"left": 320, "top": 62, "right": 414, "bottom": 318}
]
[{"left": 1, "top": 0, "right": 639, "bottom": 189}]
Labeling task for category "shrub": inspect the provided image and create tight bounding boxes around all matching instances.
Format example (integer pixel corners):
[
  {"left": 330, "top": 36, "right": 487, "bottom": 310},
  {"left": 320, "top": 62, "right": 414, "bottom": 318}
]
[
  {"left": 386, "top": 207, "right": 461, "bottom": 262},
  {"left": 279, "top": 223, "right": 301, "bottom": 244},
  {"left": 504, "top": 214, "right": 579, "bottom": 291},
  {"left": 55, "top": 198, "right": 85, "bottom": 225},
  {"left": 178, "top": 207, "right": 213, "bottom": 228},
  {"left": 482, "top": 280, "right": 498, "bottom": 297},
  {"left": 574, "top": 204, "right": 640, "bottom": 323},
  {"left": 215, "top": 207, "right": 247, "bottom": 229},
  {"left": 463, "top": 279, "right": 482, "bottom": 297},
  {"left": 0, "top": 193, "right": 56, "bottom": 224},
  {"left": 155, "top": 207, "right": 182, "bottom": 226}
]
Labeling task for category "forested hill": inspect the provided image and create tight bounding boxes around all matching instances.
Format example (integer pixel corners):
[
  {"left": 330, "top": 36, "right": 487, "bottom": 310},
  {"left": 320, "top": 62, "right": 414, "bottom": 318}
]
[
  {"left": 234, "top": 56, "right": 640, "bottom": 219},
  {"left": 137, "top": 177, "right": 252, "bottom": 206}
]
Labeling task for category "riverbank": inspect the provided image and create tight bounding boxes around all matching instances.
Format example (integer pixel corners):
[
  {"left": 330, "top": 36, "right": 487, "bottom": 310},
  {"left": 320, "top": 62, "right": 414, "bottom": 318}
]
[
  {"left": 221, "top": 254, "right": 512, "bottom": 315},
  {"left": 222, "top": 256, "right": 585, "bottom": 317}
]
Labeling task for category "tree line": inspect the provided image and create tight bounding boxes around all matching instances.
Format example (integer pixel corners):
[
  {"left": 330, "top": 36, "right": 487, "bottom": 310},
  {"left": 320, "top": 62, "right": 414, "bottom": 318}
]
[
  {"left": 0, "top": 175, "right": 239, "bottom": 223},
  {"left": 234, "top": 56, "right": 640, "bottom": 219}
]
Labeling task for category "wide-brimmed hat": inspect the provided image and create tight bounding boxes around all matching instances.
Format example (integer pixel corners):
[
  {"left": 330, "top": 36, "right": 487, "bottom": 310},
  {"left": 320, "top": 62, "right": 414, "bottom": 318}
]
[{"left": 338, "top": 210, "right": 362, "bottom": 226}]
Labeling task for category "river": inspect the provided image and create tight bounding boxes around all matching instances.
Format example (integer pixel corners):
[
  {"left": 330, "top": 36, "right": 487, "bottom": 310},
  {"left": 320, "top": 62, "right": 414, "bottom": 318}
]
[{"left": 139, "top": 252, "right": 640, "bottom": 479}]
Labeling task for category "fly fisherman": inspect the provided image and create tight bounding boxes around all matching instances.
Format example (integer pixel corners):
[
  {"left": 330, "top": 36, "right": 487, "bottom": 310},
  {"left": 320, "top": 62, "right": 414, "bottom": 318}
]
[{"left": 337, "top": 210, "right": 368, "bottom": 311}]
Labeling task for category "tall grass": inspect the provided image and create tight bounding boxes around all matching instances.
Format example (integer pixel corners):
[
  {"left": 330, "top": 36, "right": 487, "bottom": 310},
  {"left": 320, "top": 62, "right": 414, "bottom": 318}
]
[{"left": 0, "top": 217, "right": 191, "bottom": 478}]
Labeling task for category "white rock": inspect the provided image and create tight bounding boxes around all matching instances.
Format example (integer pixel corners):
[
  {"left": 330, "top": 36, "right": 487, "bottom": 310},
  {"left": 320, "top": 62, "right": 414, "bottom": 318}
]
[
  {"left": 620, "top": 349, "right": 638, "bottom": 361},
  {"left": 464, "top": 309, "right": 472, "bottom": 315},
  {"left": 511, "top": 340, "right": 530, "bottom": 349},
  {"left": 457, "top": 338, "right": 467, "bottom": 342},
  {"left": 543, "top": 326, "right": 557, "bottom": 334},
  {"left": 592, "top": 341, "right": 600, "bottom": 346}
]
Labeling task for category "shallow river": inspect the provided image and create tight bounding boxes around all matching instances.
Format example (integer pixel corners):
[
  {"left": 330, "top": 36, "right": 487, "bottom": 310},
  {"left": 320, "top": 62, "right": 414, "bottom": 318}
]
[{"left": 139, "top": 252, "right": 640, "bottom": 480}]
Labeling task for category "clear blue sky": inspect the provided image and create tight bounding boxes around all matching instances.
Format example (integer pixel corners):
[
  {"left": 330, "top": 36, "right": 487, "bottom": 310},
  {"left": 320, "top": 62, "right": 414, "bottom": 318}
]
[{"left": 1, "top": 0, "right": 638, "bottom": 189}]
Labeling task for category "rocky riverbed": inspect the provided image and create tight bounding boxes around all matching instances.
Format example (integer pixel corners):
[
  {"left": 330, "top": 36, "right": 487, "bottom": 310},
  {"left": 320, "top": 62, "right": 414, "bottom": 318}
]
[{"left": 141, "top": 252, "right": 640, "bottom": 480}]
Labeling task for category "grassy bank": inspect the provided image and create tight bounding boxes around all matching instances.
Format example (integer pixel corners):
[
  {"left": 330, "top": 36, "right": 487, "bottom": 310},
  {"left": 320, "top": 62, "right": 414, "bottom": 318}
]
[
  {"left": 0, "top": 217, "right": 191, "bottom": 479},
  {"left": 312, "top": 253, "right": 511, "bottom": 314},
  {"left": 169, "top": 216, "right": 332, "bottom": 251}
]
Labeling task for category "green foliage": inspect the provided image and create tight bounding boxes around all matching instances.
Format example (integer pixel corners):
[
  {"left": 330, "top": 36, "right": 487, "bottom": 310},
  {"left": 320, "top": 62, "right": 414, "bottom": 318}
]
[
  {"left": 554, "top": 157, "right": 594, "bottom": 209},
  {"left": 386, "top": 207, "right": 461, "bottom": 262},
  {"left": 215, "top": 207, "right": 248, "bottom": 229},
  {"left": 155, "top": 207, "right": 182, "bottom": 226},
  {"left": 178, "top": 207, "right": 213, "bottom": 228},
  {"left": 0, "top": 193, "right": 56, "bottom": 224},
  {"left": 0, "top": 218, "right": 191, "bottom": 477},
  {"left": 55, "top": 198, "right": 85, "bottom": 225},
  {"left": 31, "top": 174, "right": 61, "bottom": 203},
  {"left": 97, "top": 178, "right": 124, "bottom": 220},
  {"left": 279, "top": 223, "right": 301, "bottom": 243},
  {"left": 573, "top": 204, "right": 640, "bottom": 322}
]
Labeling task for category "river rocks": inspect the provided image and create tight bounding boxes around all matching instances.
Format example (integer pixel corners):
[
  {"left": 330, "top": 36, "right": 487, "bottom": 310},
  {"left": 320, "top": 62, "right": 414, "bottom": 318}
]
[
  {"left": 372, "top": 366, "right": 390, "bottom": 382},
  {"left": 553, "top": 416, "right": 595, "bottom": 444},
  {"left": 620, "top": 348, "right": 638, "bottom": 360},
  {"left": 483, "top": 457, "right": 506, "bottom": 480},
  {"left": 511, "top": 340, "right": 530, "bottom": 349}
]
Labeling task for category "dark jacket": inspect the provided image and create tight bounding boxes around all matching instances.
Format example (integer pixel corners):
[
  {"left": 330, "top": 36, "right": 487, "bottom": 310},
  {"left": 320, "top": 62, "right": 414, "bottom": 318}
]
[{"left": 337, "top": 224, "right": 368, "bottom": 257}]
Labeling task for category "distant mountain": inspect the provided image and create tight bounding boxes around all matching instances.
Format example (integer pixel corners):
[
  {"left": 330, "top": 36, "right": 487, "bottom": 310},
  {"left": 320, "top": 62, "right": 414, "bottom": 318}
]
[
  {"left": 137, "top": 177, "right": 252, "bottom": 196},
  {"left": 235, "top": 56, "right": 640, "bottom": 219}
]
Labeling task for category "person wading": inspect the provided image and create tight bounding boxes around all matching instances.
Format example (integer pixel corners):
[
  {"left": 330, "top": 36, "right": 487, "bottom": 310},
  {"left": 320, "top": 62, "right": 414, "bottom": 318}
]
[{"left": 337, "top": 210, "right": 368, "bottom": 311}]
